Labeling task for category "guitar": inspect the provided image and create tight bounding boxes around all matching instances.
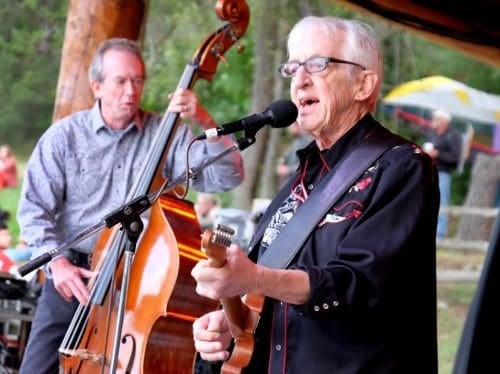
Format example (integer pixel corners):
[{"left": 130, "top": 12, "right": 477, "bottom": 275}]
[{"left": 200, "top": 224, "right": 264, "bottom": 374}]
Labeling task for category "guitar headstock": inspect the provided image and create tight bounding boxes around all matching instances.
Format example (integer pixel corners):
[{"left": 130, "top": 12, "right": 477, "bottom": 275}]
[{"left": 201, "top": 224, "right": 235, "bottom": 267}]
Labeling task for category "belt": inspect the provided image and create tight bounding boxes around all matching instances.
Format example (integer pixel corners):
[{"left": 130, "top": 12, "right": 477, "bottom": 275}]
[{"left": 69, "top": 250, "right": 92, "bottom": 268}]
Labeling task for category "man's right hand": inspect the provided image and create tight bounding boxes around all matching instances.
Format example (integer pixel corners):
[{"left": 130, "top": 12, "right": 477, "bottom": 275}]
[
  {"left": 49, "top": 257, "right": 95, "bottom": 304},
  {"left": 193, "top": 310, "right": 232, "bottom": 362}
]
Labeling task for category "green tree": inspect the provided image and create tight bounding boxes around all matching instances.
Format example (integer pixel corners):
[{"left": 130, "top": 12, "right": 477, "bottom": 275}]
[
  {"left": 1, "top": 0, "right": 498, "bottom": 209},
  {"left": 0, "top": 1, "right": 68, "bottom": 152}
]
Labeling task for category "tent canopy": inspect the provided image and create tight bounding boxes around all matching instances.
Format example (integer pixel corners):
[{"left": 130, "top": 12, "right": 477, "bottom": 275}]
[
  {"left": 382, "top": 76, "right": 500, "bottom": 126},
  {"left": 336, "top": 0, "right": 500, "bottom": 67}
]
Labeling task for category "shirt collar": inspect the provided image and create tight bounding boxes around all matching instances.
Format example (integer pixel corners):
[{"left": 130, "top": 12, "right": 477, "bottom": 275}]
[
  {"left": 297, "top": 113, "right": 378, "bottom": 165},
  {"left": 90, "top": 100, "right": 145, "bottom": 133}
]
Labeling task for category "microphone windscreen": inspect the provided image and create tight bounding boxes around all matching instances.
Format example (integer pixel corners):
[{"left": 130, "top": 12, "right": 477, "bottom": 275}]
[{"left": 268, "top": 100, "right": 298, "bottom": 128}]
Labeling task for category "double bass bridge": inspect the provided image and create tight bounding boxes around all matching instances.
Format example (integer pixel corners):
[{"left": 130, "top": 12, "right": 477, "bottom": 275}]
[{"left": 59, "top": 347, "right": 107, "bottom": 366}]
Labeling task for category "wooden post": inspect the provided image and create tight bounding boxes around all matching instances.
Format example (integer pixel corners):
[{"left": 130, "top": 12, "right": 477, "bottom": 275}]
[{"left": 53, "top": 0, "right": 147, "bottom": 121}]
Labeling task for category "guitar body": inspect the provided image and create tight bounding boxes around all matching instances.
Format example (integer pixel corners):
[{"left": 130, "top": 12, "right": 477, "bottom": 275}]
[{"left": 200, "top": 226, "right": 264, "bottom": 374}]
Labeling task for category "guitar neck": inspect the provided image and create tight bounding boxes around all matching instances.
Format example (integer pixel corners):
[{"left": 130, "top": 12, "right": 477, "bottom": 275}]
[
  {"left": 201, "top": 227, "right": 252, "bottom": 336},
  {"left": 201, "top": 226, "right": 263, "bottom": 374},
  {"left": 220, "top": 297, "right": 248, "bottom": 337}
]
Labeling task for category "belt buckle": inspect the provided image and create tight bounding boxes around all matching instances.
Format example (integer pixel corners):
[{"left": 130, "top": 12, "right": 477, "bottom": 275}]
[
  {"left": 86, "top": 253, "right": 93, "bottom": 266},
  {"left": 72, "top": 250, "right": 91, "bottom": 267}
]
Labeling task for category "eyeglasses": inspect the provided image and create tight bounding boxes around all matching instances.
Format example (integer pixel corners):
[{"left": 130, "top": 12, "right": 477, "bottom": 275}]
[{"left": 278, "top": 56, "right": 365, "bottom": 78}]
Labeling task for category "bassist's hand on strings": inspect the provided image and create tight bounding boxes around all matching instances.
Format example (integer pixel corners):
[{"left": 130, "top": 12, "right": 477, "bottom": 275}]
[
  {"left": 193, "top": 309, "right": 232, "bottom": 362},
  {"left": 50, "top": 257, "right": 95, "bottom": 304},
  {"left": 167, "top": 88, "right": 219, "bottom": 136}
]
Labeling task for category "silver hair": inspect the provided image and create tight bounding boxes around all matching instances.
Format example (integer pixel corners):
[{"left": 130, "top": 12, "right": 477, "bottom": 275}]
[
  {"left": 287, "top": 16, "right": 382, "bottom": 111},
  {"left": 88, "top": 38, "right": 145, "bottom": 82}
]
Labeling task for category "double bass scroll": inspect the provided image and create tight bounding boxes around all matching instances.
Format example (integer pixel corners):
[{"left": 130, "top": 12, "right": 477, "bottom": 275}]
[
  {"left": 58, "top": 1, "right": 250, "bottom": 373},
  {"left": 148, "top": 0, "right": 250, "bottom": 194},
  {"left": 195, "top": 0, "right": 250, "bottom": 82}
]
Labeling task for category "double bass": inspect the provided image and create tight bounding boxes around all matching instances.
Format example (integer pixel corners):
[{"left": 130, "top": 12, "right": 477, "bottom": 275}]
[{"left": 58, "top": 1, "right": 250, "bottom": 372}]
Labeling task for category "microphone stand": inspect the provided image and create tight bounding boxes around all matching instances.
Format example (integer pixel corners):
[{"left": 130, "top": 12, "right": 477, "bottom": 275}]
[
  {"left": 17, "top": 138, "right": 250, "bottom": 277},
  {"left": 107, "top": 202, "right": 143, "bottom": 374}
]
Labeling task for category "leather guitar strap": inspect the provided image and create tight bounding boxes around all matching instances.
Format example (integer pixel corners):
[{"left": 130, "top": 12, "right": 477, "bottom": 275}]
[{"left": 257, "top": 128, "right": 404, "bottom": 269}]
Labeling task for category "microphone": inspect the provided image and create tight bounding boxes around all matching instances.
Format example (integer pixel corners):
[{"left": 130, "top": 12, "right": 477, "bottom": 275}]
[{"left": 196, "top": 99, "right": 298, "bottom": 140}]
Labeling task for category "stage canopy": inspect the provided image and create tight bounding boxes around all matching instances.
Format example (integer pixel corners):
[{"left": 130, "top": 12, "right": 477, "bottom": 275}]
[{"left": 336, "top": 0, "right": 500, "bottom": 67}]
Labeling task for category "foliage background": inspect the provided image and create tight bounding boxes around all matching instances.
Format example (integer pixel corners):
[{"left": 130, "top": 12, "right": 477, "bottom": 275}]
[{"left": 1, "top": 0, "right": 498, "bottom": 205}]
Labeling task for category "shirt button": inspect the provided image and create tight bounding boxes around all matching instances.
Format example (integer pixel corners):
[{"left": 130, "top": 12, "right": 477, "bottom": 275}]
[
  {"left": 333, "top": 300, "right": 339, "bottom": 307},
  {"left": 307, "top": 184, "right": 314, "bottom": 190},
  {"left": 322, "top": 303, "right": 329, "bottom": 310},
  {"left": 275, "top": 344, "right": 282, "bottom": 351},
  {"left": 313, "top": 305, "right": 320, "bottom": 312}
]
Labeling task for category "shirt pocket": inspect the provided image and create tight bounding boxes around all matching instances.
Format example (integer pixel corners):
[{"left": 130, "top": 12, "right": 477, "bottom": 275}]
[{"left": 66, "top": 154, "right": 105, "bottom": 201}]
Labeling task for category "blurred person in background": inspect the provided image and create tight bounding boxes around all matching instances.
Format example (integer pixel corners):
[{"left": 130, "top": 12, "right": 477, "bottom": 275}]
[
  {"left": 0, "top": 215, "right": 31, "bottom": 273},
  {"left": 422, "top": 109, "right": 462, "bottom": 239},
  {"left": 0, "top": 220, "right": 16, "bottom": 273},
  {"left": 0, "top": 144, "right": 18, "bottom": 189},
  {"left": 195, "top": 193, "right": 222, "bottom": 231},
  {"left": 276, "top": 122, "right": 313, "bottom": 188}
]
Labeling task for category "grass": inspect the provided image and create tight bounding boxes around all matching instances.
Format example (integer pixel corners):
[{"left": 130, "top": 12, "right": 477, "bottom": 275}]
[
  {"left": 437, "top": 280, "right": 479, "bottom": 373},
  {"left": 436, "top": 248, "right": 486, "bottom": 373},
  {"left": 0, "top": 176, "right": 487, "bottom": 373}
]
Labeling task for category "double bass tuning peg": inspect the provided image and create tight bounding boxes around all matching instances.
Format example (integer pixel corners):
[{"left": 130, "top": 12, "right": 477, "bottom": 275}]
[
  {"left": 216, "top": 53, "right": 229, "bottom": 66},
  {"left": 214, "top": 42, "right": 244, "bottom": 65},
  {"left": 229, "top": 32, "right": 245, "bottom": 54},
  {"left": 236, "top": 44, "right": 245, "bottom": 54}
]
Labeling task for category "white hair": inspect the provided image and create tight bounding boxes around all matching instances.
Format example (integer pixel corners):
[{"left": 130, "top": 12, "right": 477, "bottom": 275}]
[
  {"left": 287, "top": 16, "right": 382, "bottom": 112},
  {"left": 432, "top": 109, "right": 452, "bottom": 122}
]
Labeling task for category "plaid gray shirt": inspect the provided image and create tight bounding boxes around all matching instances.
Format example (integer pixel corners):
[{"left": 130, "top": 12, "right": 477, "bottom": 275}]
[{"left": 18, "top": 101, "right": 244, "bottom": 263}]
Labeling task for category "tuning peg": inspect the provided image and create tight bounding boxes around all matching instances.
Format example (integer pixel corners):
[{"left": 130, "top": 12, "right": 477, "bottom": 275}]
[{"left": 217, "top": 54, "right": 229, "bottom": 65}]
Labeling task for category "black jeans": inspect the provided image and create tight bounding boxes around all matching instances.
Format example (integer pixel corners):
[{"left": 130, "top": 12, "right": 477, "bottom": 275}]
[{"left": 19, "top": 279, "right": 78, "bottom": 374}]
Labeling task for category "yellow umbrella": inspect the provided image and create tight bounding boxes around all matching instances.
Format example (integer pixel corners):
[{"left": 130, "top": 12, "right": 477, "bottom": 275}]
[{"left": 383, "top": 76, "right": 500, "bottom": 125}]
